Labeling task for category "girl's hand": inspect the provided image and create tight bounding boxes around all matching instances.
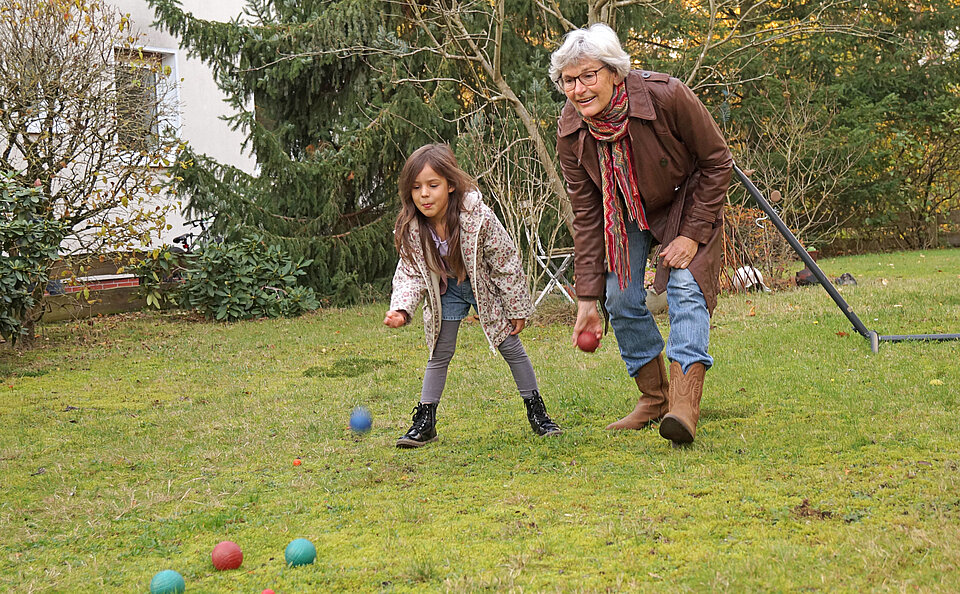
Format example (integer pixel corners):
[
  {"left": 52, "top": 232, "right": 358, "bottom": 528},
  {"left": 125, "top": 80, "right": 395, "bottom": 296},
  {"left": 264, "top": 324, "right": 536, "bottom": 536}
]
[
  {"left": 509, "top": 318, "right": 526, "bottom": 335},
  {"left": 659, "top": 235, "right": 699, "bottom": 269},
  {"left": 384, "top": 310, "right": 407, "bottom": 328},
  {"left": 572, "top": 300, "right": 602, "bottom": 346}
]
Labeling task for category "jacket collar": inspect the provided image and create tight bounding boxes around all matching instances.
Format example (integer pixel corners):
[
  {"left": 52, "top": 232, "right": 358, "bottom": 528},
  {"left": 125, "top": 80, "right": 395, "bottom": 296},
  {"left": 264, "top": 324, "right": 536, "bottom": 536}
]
[
  {"left": 557, "top": 70, "right": 657, "bottom": 138},
  {"left": 459, "top": 190, "right": 485, "bottom": 235}
]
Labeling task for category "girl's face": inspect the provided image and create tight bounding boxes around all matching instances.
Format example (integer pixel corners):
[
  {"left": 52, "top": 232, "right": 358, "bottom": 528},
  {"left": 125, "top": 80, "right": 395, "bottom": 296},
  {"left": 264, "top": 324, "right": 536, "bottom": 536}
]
[{"left": 411, "top": 164, "right": 454, "bottom": 225}]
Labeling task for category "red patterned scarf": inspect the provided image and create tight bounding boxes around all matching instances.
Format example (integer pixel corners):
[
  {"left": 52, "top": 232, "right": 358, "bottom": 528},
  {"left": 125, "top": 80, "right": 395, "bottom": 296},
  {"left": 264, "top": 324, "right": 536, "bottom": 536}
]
[{"left": 582, "top": 82, "right": 649, "bottom": 290}]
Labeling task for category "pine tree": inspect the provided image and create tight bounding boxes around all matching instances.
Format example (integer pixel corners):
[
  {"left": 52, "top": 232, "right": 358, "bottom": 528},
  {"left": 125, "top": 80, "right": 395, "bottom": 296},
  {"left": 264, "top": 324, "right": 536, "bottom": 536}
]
[
  {"left": 146, "top": 0, "right": 600, "bottom": 301},
  {"left": 148, "top": 0, "right": 467, "bottom": 302}
]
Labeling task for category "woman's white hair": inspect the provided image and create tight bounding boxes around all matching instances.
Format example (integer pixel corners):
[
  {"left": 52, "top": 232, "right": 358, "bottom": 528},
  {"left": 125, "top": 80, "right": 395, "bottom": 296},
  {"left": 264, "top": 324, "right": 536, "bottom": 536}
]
[{"left": 549, "top": 23, "right": 632, "bottom": 83}]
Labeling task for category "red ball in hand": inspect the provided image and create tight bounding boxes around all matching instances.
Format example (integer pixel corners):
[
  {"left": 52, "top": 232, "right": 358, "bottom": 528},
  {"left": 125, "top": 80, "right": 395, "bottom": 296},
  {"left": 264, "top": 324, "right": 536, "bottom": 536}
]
[
  {"left": 577, "top": 332, "right": 600, "bottom": 352},
  {"left": 211, "top": 540, "right": 243, "bottom": 570}
]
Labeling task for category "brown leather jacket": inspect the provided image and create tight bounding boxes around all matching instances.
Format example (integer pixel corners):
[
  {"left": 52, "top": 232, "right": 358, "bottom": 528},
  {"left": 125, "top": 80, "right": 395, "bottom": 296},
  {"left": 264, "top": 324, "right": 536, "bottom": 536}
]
[{"left": 556, "top": 69, "right": 732, "bottom": 314}]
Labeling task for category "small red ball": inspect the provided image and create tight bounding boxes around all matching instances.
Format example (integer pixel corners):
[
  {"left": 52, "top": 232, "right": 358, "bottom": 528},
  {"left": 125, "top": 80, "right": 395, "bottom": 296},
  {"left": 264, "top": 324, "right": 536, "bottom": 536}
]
[
  {"left": 211, "top": 540, "right": 243, "bottom": 570},
  {"left": 262, "top": 590, "right": 275, "bottom": 594},
  {"left": 293, "top": 458, "right": 302, "bottom": 466},
  {"left": 577, "top": 332, "right": 600, "bottom": 353}
]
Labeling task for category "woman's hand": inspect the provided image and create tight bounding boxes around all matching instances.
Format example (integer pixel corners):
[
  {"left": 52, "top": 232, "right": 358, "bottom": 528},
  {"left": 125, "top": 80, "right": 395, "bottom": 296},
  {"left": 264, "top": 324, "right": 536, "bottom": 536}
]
[
  {"left": 383, "top": 310, "right": 407, "bottom": 328},
  {"left": 659, "top": 235, "right": 699, "bottom": 270},
  {"left": 572, "top": 299, "right": 602, "bottom": 346},
  {"left": 509, "top": 319, "right": 526, "bottom": 335}
]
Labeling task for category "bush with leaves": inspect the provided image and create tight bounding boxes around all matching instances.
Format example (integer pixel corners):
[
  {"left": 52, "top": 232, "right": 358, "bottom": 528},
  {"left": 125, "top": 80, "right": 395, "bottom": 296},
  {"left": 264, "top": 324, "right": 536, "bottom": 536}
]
[
  {"left": 1, "top": 172, "right": 66, "bottom": 345},
  {"left": 132, "top": 246, "right": 185, "bottom": 310},
  {"left": 180, "top": 236, "right": 319, "bottom": 321}
]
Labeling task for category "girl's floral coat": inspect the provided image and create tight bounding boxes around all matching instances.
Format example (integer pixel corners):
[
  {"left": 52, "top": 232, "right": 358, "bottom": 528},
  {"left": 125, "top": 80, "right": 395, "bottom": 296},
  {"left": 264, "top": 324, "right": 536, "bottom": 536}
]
[{"left": 390, "top": 191, "right": 534, "bottom": 357}]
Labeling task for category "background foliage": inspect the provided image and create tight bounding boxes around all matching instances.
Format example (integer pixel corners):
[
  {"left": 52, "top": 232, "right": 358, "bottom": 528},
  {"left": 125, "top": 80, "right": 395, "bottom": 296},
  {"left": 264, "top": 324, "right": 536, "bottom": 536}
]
[
  {"left": 0, "top": 0, "right": 183, "bottom": 343},
  {"left": 0, "top": 173, "right": 65, "bottom": 345},
  {"left": 178, "top": 235, "right": 319, "bottom": 321},
  {"left": 147, "top": 0, "right": 960, "bottom": 304}
]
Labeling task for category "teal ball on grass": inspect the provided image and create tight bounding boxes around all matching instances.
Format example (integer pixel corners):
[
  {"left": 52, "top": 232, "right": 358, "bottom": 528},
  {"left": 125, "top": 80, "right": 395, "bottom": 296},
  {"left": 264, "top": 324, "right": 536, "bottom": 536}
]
[
  {"left": 150, "top": 569, "right": 185, "bottom": 594},
  {"left": 285, "top": 538, "right": 316, "bottom": 567},
  {"left": 349, "top": 407, "right": 372, "bottom": 433}
]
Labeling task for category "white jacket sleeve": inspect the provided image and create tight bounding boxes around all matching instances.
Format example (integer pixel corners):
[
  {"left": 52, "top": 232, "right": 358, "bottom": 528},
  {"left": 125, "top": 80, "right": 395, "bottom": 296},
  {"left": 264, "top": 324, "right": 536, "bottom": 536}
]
[{"left": 389, "top": 257, "right": 427, "bottom": 319}]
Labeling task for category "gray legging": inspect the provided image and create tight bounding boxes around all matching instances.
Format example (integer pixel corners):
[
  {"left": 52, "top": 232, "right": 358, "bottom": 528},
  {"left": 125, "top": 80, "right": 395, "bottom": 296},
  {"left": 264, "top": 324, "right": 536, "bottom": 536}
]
[{"left": 420, "top": 319, "right": 539, "bottom": 404}]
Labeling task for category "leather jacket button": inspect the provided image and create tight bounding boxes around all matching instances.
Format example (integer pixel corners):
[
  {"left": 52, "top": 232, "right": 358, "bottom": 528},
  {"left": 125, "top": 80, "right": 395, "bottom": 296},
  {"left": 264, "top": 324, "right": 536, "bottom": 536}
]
[
  {"left": 660, "top": 158, "right": 668, "bottom": 167},
  {"left": 642, "top": 72, "right": 651, "bottom": 78}
]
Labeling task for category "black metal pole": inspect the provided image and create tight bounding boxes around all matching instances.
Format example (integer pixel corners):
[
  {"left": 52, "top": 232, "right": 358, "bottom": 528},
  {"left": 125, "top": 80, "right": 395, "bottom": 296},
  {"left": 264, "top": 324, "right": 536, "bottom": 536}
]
[
  {"left": 732, "top": 164, "right": 960, "bottom": 353},
  {"left": 732, "top": 164, "right": 872, "bottom": 338},
  {"left": 879, "top": 333, "right": 960, "bottom": 342}
]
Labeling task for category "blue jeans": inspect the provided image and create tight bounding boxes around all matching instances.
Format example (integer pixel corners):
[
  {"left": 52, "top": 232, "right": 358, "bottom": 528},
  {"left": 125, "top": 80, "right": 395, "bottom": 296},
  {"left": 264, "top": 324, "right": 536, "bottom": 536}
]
[
  {"left": 440, "top": 277, "right": 477, "bottom": 320},
  {"left": 604, "top": 222, "right": 713, "bottom": 376}
]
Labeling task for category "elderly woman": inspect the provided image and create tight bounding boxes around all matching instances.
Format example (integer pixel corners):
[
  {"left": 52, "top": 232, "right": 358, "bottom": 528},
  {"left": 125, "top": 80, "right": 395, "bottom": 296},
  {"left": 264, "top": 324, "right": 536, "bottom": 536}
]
[{"left": 551, "top": 23, "right": 732, "bottom": 444}]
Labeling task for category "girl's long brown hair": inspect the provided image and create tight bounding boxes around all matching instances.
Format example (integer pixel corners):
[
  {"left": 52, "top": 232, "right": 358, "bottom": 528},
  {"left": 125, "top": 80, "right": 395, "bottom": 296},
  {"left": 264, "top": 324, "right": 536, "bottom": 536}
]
[{"left": 395, "top": 144, "right": 475, "bottom": 281}]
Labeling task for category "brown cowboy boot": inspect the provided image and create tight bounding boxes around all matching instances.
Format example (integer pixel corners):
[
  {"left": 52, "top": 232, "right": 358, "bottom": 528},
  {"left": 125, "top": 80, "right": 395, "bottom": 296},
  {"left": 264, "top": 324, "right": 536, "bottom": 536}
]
[
  {"left": 606, "top": 353, "right": 669, "bottom": 430},
  {"left": 659, "top": 361, "right": 705, "bottom": 444}
]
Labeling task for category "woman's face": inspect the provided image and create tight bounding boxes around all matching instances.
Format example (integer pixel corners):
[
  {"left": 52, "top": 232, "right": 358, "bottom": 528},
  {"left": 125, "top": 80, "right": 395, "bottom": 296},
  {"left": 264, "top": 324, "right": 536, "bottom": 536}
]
[{"left": 560, "top": 59, "right": 621, "bottom": 119}]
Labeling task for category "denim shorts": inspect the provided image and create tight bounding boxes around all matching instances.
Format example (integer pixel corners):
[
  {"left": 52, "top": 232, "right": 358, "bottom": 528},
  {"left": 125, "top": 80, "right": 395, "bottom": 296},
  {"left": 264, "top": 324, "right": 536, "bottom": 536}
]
[{"left": 440, "top": 276, "right": 477, "bottom": 321}]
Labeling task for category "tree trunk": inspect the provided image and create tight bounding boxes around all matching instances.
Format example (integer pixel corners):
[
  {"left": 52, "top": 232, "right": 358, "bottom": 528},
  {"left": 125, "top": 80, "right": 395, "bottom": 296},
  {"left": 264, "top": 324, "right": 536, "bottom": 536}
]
[{"left": 18, "top": 314, "right": 38, "bottom": 349}]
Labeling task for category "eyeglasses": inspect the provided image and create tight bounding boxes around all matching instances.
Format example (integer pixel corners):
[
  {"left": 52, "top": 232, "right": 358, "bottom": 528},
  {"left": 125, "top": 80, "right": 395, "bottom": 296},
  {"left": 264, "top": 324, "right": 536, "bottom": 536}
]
[{"left": 556, "top": 67, "right": 607, "bottom": 91}]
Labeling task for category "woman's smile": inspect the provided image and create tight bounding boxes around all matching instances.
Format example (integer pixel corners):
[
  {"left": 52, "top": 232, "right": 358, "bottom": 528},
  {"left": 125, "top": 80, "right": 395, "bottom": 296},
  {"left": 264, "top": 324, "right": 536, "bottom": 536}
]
[{"left": 561, "top": 59, "right": 619, "bottom": 119}]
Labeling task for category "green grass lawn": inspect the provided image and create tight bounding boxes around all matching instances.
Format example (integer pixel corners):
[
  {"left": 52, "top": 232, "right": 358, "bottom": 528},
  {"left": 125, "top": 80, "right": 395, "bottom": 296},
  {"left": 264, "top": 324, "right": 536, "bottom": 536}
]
[{"left": 2, "top": 249, "right": 959, "bottom": 592}]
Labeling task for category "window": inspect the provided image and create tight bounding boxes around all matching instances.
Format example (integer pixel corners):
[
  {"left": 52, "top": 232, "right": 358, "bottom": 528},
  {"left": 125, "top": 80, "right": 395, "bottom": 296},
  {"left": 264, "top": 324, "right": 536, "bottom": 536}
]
[{"left": 114, "top": 48, "right": 178, "bottom": 152}]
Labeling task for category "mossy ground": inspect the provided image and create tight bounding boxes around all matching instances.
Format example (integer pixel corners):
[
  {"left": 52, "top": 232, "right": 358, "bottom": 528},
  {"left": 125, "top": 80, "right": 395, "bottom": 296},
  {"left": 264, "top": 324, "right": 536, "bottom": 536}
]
[{"left": 1, "top": 249, "right": 958, "bottom": 592}]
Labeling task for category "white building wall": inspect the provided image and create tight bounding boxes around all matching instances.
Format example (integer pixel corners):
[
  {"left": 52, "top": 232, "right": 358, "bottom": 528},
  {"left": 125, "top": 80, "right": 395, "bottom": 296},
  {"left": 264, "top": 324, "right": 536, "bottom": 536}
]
[{"left": 111, "top": 0, "right": 256, "bottom": 245}]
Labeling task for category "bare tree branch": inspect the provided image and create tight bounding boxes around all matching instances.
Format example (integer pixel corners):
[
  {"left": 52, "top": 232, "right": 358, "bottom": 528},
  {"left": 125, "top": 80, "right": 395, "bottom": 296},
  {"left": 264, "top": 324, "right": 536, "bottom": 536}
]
[{"left": 535, "top": 0, "right": 577, "bottom": 31}]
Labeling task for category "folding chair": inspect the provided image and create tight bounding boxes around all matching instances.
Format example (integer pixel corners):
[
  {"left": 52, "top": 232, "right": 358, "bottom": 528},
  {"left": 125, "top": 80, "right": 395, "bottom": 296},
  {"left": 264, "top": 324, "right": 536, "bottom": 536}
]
[{"left": 529, "top": 228, "right": 575, "bottom": 307}]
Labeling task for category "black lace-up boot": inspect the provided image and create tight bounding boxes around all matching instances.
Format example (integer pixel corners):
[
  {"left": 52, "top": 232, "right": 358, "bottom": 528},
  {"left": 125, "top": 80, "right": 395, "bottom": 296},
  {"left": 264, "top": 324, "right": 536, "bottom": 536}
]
[
  {"left": 524, "top": 391, "right": 562, "bottom": 436},
  {"left": 396, "top": 402, "right": 439, "bottom": 448}
]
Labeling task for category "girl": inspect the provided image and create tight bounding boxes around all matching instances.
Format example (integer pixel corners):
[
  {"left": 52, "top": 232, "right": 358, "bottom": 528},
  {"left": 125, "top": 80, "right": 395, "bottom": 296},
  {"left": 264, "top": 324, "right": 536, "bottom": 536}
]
[{"left": 384, "top": 144, "right": 561, "bottom": 448}]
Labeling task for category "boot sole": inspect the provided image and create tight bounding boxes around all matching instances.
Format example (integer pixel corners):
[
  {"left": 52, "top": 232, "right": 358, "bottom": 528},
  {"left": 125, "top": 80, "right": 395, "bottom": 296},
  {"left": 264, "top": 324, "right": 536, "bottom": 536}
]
[
  {"left": 659, "top": 416, "right": 694, "bottom": 444},
  {"left": 396, "top": 436, "right": 438, "bottom": 448},
  {"left": 538, "top": 428, "right": 563, "bottom": 437},
  {"left": 605, "top": 416, "right": 662, "bottom": 430}
]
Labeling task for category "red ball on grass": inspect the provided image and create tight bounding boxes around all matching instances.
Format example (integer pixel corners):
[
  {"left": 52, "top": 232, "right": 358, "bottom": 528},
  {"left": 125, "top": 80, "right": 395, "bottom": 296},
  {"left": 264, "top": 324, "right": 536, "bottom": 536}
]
[
  {"left": 211, "top": 540, "right": 243, "bottom": 570},
  {"left": 577, "top": 331, "right": 600, "bottom": 353}
]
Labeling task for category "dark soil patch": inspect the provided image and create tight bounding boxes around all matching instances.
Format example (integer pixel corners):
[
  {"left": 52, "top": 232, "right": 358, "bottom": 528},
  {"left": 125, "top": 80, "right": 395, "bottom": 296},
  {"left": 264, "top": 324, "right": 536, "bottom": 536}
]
[{"left": 794, "top": 498, "right": 832, "bottom": 520}]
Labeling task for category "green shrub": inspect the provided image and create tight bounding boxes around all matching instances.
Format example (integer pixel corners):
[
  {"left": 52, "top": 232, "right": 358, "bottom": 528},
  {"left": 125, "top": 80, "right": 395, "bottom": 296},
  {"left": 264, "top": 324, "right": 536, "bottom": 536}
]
[
  {"left": 132, "top": 246, "right": 184, "bottom": 309},
  {"left": 180, "top": 235, "right": 319, "bottom": 321},
  {"left": 0, "top": 172, "right": 65, "bottom": 345}
]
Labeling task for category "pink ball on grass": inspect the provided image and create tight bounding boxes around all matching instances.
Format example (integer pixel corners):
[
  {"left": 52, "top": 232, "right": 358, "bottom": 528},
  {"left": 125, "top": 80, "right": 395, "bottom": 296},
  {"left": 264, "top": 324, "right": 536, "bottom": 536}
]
[{"left": 211, "top": 540, "right": 243, "bottom": 570}]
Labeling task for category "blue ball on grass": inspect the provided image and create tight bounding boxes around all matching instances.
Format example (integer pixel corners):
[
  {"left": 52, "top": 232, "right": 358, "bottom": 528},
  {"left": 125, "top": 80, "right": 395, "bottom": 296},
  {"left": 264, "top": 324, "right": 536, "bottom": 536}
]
[{"left": 349, "top": 406, "right": 372, "bottom": 433}]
